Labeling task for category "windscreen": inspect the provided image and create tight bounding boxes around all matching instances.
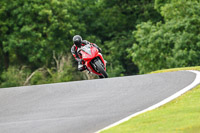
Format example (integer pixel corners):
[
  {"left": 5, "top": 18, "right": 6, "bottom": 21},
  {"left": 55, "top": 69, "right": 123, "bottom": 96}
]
[{"left": 81, "top": 44, "right": 92, "bottom": 55}]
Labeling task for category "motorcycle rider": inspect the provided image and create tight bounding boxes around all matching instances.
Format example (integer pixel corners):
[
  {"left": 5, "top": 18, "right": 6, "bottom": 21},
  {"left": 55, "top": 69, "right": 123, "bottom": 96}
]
[{"left": 71, "top": 35, "right": 102, "bottom": 71}]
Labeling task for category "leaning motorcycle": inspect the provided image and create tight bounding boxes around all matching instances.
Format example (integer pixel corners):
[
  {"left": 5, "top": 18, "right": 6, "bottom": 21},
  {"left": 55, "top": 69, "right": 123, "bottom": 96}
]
[{"left": 78, "top": 44, "right": 108, "bottom": 78}]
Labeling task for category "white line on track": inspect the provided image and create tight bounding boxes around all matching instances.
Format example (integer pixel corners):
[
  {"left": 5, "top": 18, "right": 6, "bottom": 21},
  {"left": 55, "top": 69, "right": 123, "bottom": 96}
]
[{"left": 95, "top": 70, "right": 200, "bottom": 133}]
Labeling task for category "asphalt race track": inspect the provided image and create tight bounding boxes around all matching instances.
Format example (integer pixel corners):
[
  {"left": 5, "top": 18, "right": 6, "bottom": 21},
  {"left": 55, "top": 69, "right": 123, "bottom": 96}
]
[{"left": 0, "top": 71, "right": 198, "bottom": 133}]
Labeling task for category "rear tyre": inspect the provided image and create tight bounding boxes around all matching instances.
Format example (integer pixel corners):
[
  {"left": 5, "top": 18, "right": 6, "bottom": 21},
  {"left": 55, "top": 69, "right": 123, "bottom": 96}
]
[
  {"left": 95, "top": 59, "right": 108, "bottom": 78},
  {"left": 98, "top": 75, "right": 104, "bottom": 79}
]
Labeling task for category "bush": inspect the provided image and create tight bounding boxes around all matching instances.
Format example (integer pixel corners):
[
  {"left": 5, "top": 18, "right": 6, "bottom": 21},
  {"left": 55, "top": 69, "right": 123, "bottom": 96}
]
[
  {"left": 0, "top": 66, "right": 30, "bottom": 88},
  {"left": 30, "top": 55, "right": 85, "bottom": 85}
]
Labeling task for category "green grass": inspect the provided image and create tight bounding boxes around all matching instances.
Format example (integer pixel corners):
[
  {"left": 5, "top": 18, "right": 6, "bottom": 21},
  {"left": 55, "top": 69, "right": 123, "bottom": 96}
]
[
  {"left": 149, "top": 66, "right": 200, "bottom": 74},
  {"left": 101, "top": 66, "right": 200, "bottom": 133}
]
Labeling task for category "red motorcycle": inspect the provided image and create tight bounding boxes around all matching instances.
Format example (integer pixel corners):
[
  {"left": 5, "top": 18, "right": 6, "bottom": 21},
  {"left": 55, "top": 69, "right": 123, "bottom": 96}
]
[{"left": 78, "top": 44, "right": 108, "bottom": 78}]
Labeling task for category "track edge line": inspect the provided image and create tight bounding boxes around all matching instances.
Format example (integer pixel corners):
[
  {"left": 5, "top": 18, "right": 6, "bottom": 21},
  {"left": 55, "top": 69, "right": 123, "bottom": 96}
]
[{"left": 95, "top": 70, "right": 200, "bottom": 133}]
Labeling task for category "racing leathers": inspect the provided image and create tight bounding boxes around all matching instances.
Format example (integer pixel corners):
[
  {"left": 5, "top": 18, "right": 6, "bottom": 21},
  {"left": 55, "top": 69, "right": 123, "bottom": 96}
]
[{"left": 71, "top": 40, "right": 101, "bottom": 71}]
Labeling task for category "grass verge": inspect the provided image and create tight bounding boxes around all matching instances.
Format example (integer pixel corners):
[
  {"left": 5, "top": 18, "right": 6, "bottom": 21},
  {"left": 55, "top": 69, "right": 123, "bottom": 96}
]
[
  {"left": 149, "top": 66, "right": 200, "bottom": 74},
  {"left": 101, "top": 66, "right": 200, "bottom": 133}
]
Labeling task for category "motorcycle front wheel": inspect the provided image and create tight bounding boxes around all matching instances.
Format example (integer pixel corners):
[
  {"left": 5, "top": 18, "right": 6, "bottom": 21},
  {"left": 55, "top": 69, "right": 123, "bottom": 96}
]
[{"left": 94, "top": 59, "right": 108, "bottom": 78}]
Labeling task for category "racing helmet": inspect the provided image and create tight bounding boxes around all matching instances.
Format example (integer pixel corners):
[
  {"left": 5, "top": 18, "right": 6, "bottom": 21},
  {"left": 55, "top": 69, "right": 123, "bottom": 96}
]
[{"left": 73, "top": 35, "right": 82, "bottom": 47}]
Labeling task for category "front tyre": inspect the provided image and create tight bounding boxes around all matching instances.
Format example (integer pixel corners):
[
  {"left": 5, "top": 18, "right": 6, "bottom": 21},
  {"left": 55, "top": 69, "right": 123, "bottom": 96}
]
[{"left": 94, "top": 59, "right": 108, "bottom": 78}]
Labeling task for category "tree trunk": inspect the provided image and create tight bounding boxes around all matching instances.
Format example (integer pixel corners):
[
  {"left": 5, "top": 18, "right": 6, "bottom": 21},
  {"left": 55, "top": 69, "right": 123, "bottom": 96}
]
[
  {"left": 4, "top": 52, "right": 9, "bottom": 69},
  {"left": 0, "top": 43, "right": 9, "bottom": 69}
]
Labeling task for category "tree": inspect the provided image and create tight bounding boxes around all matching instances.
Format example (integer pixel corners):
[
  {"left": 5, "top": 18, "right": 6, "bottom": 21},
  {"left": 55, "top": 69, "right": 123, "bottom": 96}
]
[
  {"left": 129, "top": 0, "right": 200, "bottom": 73},
  {"left": 0, "top": 0, "right": 84, "bottom": 69},
  {"left": 93, "top": 0, "right": 161, "bottom": 76},
  {"left": 0, "top": 0, "right": 88, "bottom": 87},
  {"left": 0, "top": 1, "right": 10, "bottom": 69},
  {"left": 154, "top": 0, "right": 170, "bottom": 12}
]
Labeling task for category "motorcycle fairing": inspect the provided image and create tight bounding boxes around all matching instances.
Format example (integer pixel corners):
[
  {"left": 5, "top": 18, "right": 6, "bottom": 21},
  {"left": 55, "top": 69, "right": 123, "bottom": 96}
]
[
  {"left": 81, "top": 46, "right": 99, "bottom": 61},
  {"left": 81, "top": 44, "right": 92, "bottom": 55},
  {"left": 79, "top": 45, "right": 106, "bottom": 75},
  {"left": 85, "top": 54, "right": 106, "bottom": 75}
]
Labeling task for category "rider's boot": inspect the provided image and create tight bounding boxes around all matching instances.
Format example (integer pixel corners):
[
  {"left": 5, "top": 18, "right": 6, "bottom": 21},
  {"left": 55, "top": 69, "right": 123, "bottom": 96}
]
[{"left": 78, "top": 61, "right": 85, "bottom": 71}]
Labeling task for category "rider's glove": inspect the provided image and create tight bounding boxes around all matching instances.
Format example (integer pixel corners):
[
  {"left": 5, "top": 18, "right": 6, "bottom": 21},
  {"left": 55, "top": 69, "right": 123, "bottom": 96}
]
[{"left": 98, "top": 48, "right": 102, "bottom": 53}]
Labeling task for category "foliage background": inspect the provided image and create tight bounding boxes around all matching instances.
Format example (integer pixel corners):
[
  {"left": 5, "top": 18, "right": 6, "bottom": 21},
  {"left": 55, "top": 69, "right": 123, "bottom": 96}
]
[{"left": 0, "top": 0, "right": 199, "bottom": 88}]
